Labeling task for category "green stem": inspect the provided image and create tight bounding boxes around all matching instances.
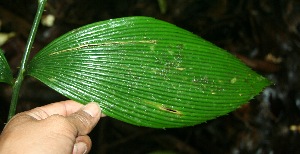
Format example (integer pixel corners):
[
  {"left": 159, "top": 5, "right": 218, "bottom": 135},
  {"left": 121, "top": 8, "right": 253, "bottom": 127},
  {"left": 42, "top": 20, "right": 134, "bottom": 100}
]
[{"left": 8, "top": 0, "right": 47, "bottom": 121}]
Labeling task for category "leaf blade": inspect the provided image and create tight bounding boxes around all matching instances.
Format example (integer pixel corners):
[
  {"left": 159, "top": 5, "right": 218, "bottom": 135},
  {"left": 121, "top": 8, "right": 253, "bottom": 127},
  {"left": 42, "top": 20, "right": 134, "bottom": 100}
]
[
  {"left": 0, "top": 49, "right": 13, "bottom": 85},
  {"left": 27, "top": 17, "right": 270, "bottom": 128}
]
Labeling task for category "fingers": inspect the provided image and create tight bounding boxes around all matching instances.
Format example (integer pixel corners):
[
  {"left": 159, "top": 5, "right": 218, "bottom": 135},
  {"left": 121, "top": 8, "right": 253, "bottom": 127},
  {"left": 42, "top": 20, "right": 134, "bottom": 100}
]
[
  {"left": 26, "top": 100, "right": 85, "bottom": 120},
  {"left": 6, "top": 100, "right": 84, "bottom": 125},
  {"left": 23, "top": 100, "right": 105, "bottom": 120},
  {"left": 73, "top": 135, "right": 92, "bottom": 154},
  {"left": 2, "top": 101, "right": 102, "bottom": 154},
  {"left": 67, "top": 102, "right": 101, "bottom": 136},
  {"left": 6, "top": 101, "right": 104, "bottom": 133}
]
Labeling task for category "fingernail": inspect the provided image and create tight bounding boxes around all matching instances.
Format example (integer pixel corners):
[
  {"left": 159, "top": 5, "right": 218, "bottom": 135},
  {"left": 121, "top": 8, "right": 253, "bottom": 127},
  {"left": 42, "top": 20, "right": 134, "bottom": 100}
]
[
  {"left": 73, "top": 142, "right": 87, "bottom": 154},
  {"left": 83, "top": 102, "right": 100, "bottom": 117}
]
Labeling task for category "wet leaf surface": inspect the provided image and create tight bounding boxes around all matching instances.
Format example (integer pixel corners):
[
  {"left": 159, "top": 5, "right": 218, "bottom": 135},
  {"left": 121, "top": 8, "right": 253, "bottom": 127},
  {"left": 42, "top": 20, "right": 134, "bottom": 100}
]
[
  {"left": 27, "top": 16, "right": 269, "bottom": 128},
  {"left": 1, "top": 0, "right": 300, "bottom": 153}
]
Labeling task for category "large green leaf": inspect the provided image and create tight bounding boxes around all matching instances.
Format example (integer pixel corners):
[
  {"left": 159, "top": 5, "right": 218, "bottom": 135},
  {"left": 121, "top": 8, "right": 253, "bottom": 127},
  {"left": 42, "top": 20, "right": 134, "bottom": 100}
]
[
  {"left": 0, "top": 49, "right": 13, "bottom": 85},
  {"left": 27, "top": 16, "right": 270, "bottom": 128}
]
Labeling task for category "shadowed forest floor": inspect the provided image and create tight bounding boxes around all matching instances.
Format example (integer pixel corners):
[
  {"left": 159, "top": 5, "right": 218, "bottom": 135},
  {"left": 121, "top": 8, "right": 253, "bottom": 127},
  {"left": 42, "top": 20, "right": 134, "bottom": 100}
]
[{"left": 1, "top": 0, "right": 300, "bottom": 153}]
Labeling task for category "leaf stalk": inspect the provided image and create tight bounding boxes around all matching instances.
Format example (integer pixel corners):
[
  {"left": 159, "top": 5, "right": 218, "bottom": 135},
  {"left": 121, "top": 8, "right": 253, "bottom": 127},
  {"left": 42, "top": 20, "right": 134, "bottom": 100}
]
[{"left": 8, "top": 0, "right": 47, "bottom": 120}]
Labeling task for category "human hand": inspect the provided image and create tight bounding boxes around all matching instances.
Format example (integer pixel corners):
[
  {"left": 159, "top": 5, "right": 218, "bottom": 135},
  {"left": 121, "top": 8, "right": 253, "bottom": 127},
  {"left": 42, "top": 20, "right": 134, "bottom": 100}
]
[{"left": 0, "top": 100, "right": 103, "bottom": 154}]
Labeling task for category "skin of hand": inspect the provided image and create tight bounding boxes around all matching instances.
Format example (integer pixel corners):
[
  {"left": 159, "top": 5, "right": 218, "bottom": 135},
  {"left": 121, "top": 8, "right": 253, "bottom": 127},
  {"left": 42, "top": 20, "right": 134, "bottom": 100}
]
[{"left": 0, "top": 100, "right": 103, "bottom": 154}]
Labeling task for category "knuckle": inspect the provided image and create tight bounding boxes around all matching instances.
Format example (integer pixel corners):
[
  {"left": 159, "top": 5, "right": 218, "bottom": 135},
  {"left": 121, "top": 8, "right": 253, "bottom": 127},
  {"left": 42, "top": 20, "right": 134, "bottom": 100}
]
[{"left": 69, "top": 111, "right": 93, "bottom": 135}]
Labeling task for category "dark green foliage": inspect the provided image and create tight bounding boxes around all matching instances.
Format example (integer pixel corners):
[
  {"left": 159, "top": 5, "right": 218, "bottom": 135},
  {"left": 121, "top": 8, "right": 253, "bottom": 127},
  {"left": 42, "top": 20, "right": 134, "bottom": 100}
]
[
  {"left": 27, "top": 17, "right": 270, "bottom": 128},
  {"left": 0, "top": 49, "right": 13, "bottom": 85}
]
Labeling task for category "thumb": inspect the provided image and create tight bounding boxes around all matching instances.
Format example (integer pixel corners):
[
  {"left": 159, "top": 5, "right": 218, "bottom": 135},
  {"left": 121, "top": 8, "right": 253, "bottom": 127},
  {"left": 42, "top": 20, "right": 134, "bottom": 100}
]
[{"left": 67, "top": 102, "right": 101, "bottom": 136}]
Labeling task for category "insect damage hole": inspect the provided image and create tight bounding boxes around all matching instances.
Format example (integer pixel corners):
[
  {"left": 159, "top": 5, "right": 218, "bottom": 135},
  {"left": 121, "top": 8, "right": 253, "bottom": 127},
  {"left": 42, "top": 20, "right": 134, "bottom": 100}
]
[{"left": 159, "top": 106, "right": 182, "bottom": 115}]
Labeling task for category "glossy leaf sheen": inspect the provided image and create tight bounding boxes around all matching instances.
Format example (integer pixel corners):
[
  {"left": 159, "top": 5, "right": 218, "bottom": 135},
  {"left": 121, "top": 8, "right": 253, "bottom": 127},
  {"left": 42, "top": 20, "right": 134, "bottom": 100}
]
[
  {"left": 0, "top": 49, "right": 13, "bottom": 84},
  {"left": 27, "top": 17, "right": 270, "bottom": 128}
]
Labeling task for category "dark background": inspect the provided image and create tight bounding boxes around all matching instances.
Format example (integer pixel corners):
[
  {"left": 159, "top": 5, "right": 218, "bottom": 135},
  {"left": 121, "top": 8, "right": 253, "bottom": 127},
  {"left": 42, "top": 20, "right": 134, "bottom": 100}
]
[{"left": 1, "top": 0, "right": 300, "bottom": 153}]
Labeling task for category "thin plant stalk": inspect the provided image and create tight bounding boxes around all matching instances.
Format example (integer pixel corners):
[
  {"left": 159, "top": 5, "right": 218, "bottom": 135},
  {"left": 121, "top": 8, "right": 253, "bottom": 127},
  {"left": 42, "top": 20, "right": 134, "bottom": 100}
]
[{"left": 8, "top": 0, "right": 47, "bottom": 120}]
